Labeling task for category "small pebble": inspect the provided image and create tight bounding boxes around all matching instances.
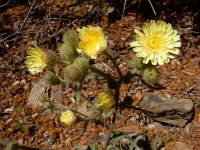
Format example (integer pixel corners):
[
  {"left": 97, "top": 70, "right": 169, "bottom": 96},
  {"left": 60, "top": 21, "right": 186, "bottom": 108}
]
[
  {"left": 5, "top": 118, "right": 12, "bottom": 125},
  {"left": 21, "top": 79, "right": 26, "bottom": 84},
  {"left": 3, "top": 107, "right": 14, "bottom": 113},
  {"left": 18, "top": 139, "right": 24, "bottom": 145},
  {"left": 32, "top": 113, "right": 38, "bottom": 118},
  {"left": 146, "top": 124, "right": 155, "bottom": 130},
  {"left": 59, "top": 133, "right": 65, "bottom": 142},
  {"left": 49, "top": 134, "right": 57, "bottom": 144},
  {"left": 12, "top": 81, "right": 20, "bottom": 86}
]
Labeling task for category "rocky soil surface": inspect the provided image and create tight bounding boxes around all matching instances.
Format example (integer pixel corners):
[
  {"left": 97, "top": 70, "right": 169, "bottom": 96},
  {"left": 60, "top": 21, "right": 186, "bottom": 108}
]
[{"left": 0, "top": 0, "right": 200, "bottom": 149}]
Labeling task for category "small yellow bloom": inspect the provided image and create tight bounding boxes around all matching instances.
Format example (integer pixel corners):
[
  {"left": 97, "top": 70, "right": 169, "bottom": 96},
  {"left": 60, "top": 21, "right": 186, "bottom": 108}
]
[
  {"left": 130, "top": 20, "right": 181, "bottom": 65},
  {"left": 77, "top": 26, "right": 107, "bottom": 59},
  {"left": 60, "top": 110, "right": 77, "bottom": 125},
  {"left": 94, "top": 90, "right": 116, "bottom": 111},
  {"left": 25, "top": 46, "right": 47, "bottom": 74}
]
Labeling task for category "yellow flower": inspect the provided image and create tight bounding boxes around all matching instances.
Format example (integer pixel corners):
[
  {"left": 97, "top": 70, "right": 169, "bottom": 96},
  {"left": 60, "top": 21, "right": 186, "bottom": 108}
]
[
  {"left": 77, "top": 26, "right": 107, "bottom": 59},
  {"left": 130, "top": 20, "right": 181, "bottom": 65},
  {"left": 94, "top": 90, "right": 116, "bottom": 111},
  {"left": 60, "top": 110, "right": 77, "bottom": 125},
  {"left": 25, "top": 46, "right": 47, "bottom": 74}
]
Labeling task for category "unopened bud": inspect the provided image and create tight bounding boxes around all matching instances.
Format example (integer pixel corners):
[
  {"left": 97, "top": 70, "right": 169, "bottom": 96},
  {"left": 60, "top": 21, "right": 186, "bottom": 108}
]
[
  {"left": 93, "top": 90, "right": 116, "bottom": 111},
  {"left": 45, "top": 71, "right": 61, "bottom": 86},
  {"left": 130, "top": 68, "right": 144, "bottom": 76},
  {"left": 130, "top": 56, "right": 146, "bottom": 70},
  {"left": 73, "top": 56, "right": 89, "bottom": 75},
  {"left": 60, "top": 110, "right": 77, "bottom": 125},
  {"left": 45, "top": 50, "right": 59, "bottom": 68},
  {"left": 64, "top": 65, "right": 83, "bottom": 83},
  {"left": 43, "top": 102, "right": 53, "bottom": 109},
  {"left": 59, "top": 43, "right": 78, "bottom": 61},
  {"left": 142, "top": 66, "right": 159, "bottom": 85},
  {"left": 62, "top": 29, "right": 79, "bottom": 47},
  {"left": 38, "top": 95, "right": 48, "bottom": 103}
]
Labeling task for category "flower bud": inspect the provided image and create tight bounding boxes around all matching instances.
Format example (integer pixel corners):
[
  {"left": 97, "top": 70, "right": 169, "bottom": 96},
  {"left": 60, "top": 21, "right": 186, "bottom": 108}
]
[
  {"left": 60, "top": 110, "right": 77, "bottom": 125},
  {"left": 142, "top": 66, "right": 159, "bottom": 85},
  {"left": 45, "top": 71, "right": 61, "bottom": 86},
  {"left": 93, "top": 90, "right": 116, "bottom": 111},
  {"left": 45, "top": 50, "right": 59, "bottom": 68},
  {"left": 62, "top": 29, "right": 79, "bottom": 47},
  {"left": 43, "top": 102, "right": 53, "bottom": 109},
  {"left": 64, "top": 65, "right": 83, "bottom": 83},
  {"left": 130, "top": 56, "right": 146, "bottom": 70},
  {"left": 59, "top": 42, "right": 78, "bottom": 62},
  {"left": 38, "top": 95, "right": 48, "bottom": 103},
  {"left": 73, "top": 56, "right": 89, "bottom": 75},
  {"left": 130, "top": 68, "right": 144, "bottom": 76}
]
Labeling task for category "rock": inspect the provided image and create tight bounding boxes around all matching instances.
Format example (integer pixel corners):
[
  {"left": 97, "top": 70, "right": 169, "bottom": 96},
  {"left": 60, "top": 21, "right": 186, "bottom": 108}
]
[
  {"left": 188, "top": 108, "right": 200, "bottom": 138},
  {"left": 146, "top": 123, "right": 155, "bottom": 130},
  {"left": 59, "top": 133, "right": 65, "bottom": 142},
  {"left": 142, "top": 93, "right": 194, "bottom": 127},
  {"left": 5, "top": 118, "right": 12, "bottom": 125},
  {"left": 153, "top": 122, "right": 167, "bottom": 134},
  {"left": 164, "top": 141, "right": 193, "bottom": 150},
  {"left": 3, "top": 106, "right": 14, "bottom": 113},
  {"left": 175, "top": 141, "right": 193, "bottom": 150},
  {"left": 17, "top": 139, "right": 24, "bottom": 145}
]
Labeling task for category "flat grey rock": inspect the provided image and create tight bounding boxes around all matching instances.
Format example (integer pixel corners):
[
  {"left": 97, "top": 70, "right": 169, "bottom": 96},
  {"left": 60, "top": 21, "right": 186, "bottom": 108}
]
[
  {"left": 142, "top": 93, "right": 194, "bottom": 127},
  {"left": 175, "top": 141, "right": 193, "bottom": 150}
]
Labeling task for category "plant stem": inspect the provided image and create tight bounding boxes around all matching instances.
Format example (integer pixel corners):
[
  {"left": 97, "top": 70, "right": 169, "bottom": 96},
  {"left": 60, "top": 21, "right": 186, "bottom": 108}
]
[
  {"left": 104, "top": 122, "right": 114, "bottom": 146},
  {"left": 52, "top": 103, "right": 102, "bottom": 122},
  {"left": 105, "top": 50, "right": 123, "bottom": 80},
  {"left": 104, "top": 83, "right": 121, "bottom": 146},
  {"left": 52, "top": 103, "right": 88, "bottom": 118},
  {"left": 84, "top": 111, "right": 101, "bottom": 121},
  {"left": 104, "top": 50, "right": 123, "bottom": 146},
  {"left": 76, "top": 79, "right": 84, "bottom": 104},
  {"left": 89, "top": 66, "right": 117, "bottom": 83},
  {"left": 56, "top": 60, "right": 71, "bottom": 66}
]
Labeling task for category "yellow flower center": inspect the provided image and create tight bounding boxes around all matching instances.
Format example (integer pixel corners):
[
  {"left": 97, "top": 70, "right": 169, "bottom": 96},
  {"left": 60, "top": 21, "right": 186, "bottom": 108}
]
[
  {"left": 41, "top": 52, "right": 47, "bottom": 63},
  {"left": 146, "top": 35, "right": 166, "bottom": 52},
  {"left": 149, "top": 38, "right": 159, "bottom": 49}
]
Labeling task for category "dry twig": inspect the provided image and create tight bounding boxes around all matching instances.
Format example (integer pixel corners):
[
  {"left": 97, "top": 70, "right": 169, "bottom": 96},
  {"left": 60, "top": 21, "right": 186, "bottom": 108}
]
[
  {"left": 12, "top": 0, "right": 38, "bottom": 46},
  {"left": 0, "top": 0, "right": 10, "bottom": 8}
]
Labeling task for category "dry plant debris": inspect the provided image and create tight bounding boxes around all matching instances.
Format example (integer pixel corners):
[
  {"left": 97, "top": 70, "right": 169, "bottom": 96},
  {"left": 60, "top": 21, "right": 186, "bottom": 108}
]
[{"left": 0, "top": 0, "right": 200, "bottom": 149}]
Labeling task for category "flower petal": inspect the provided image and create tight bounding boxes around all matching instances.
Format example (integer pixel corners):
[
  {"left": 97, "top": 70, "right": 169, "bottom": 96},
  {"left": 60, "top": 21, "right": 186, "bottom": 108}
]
[{"left": 134, "top": 29, "right": 144, "bottom": 37}]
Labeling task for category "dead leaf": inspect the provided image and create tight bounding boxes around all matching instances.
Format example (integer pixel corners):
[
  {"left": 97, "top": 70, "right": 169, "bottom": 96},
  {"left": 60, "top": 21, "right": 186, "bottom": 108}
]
[
  {"left": 77, "top": 101, "right": 95, "bottom": 117},
  {"left": 51, "top": 84, "right": 63, "bottom": 104},
  {"left": 27, "top": 78, "right": 46, "bottom": 107},
  {"left": 114, "top": 125, "right": 143, "bottom": 133}
]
